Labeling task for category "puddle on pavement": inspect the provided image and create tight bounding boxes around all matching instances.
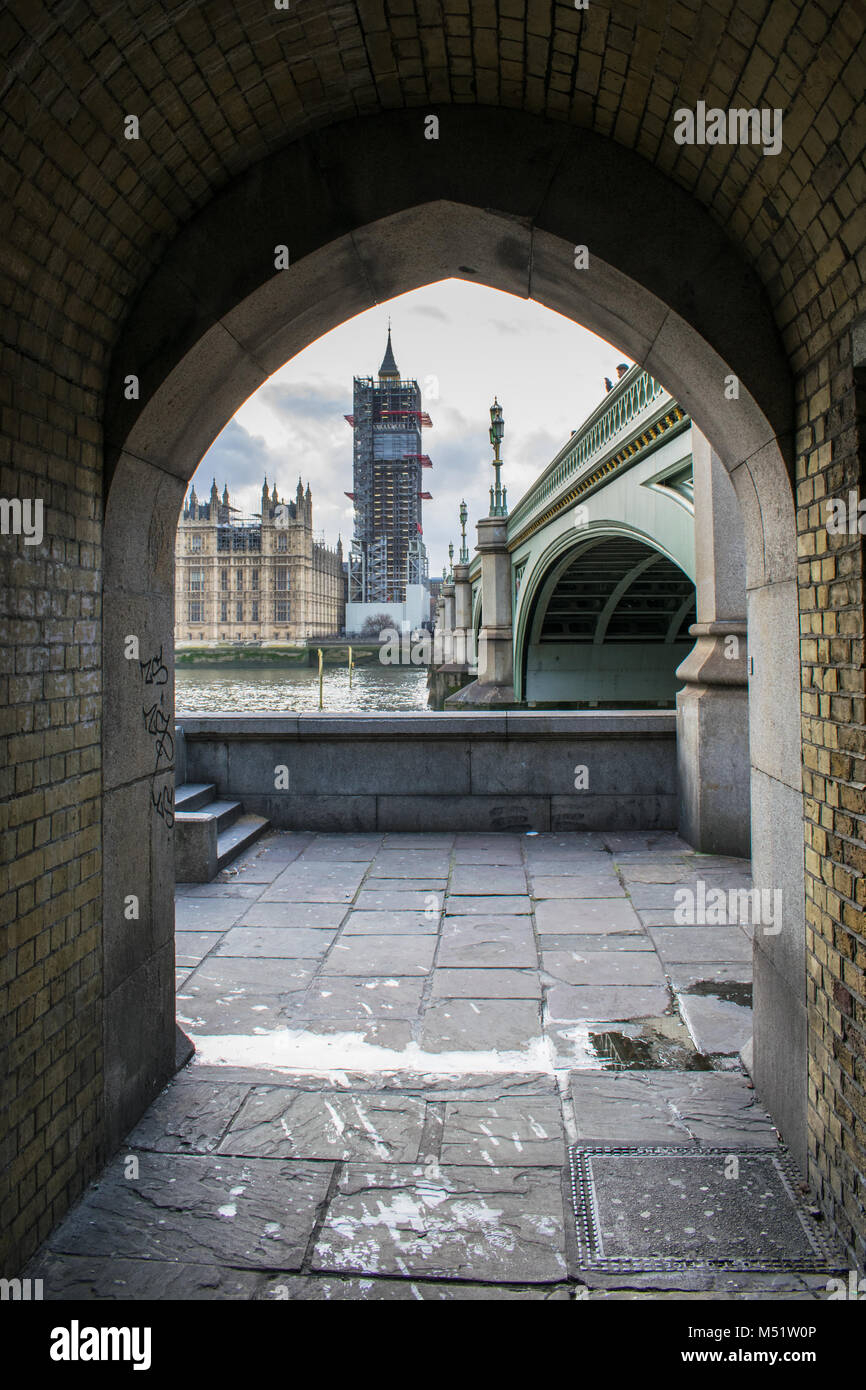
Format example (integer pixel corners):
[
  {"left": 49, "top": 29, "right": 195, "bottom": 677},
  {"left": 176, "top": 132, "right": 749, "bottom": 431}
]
[
  {"left": 682, "top": 979, "right": 753, "bottom": 1008},
  {"left": 588, "top": 1016, "right": 713, "bottom": 1071}
]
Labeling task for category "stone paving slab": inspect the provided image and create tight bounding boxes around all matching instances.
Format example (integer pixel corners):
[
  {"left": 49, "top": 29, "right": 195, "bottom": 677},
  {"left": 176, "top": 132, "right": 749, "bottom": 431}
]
[
  {"left": 617, "top": 862, "right": 698, "bottom": 883},
  {"left": 445, "top": 894, "right": 533, "bottom": 915},
  {"left": 453, "top": 847, "right": 524, "bottom": 866},
  {"left": 370, "top": 852, "right": 452, "bottom": 877},
  {"left": 340, "top": 909, "right": 439, "bottom": 934},
  {"left": 297, "top": 834, "right": 382, "bottom": 849},
  {"left": 524, "top": 856, "right": 615, "bottom": 874},
  {"left": 439, "top": 1098, "right": 566, "bottom": 1167},
  {"left": 201, "top": 1069, "right": 559, "bottom": 1101},
  {"left": 177, "top": 959, "right": 319, "bottom": 1033},
  {"left": 449, "top": 867, "right": 528, "bottom": 895},
  {"left": 531, "top": 874, "right": 625, "bottom": 898},
  {"left": 218, "top": 1088, "right": 426, "bottom": 1162},
  {"left": 668, "top": 963, "right": 753, "bottom": 988},
  {"left": 258, "top": 1275, "right": 571, "bottom": 1300},
  {"left": 279, "top": 1018, "right": 416, "bottom": 1049},
  {"left": 217, "top": 860, "right": 287, "bottom": 883},
  {"left": 542, "top": 948, "right": 667, "bottom": 986},
  {"left": 453, "top": 833, "right": 524, "bottom": 849},
  {"left": 26, "top": 1254, "right": 266, "bottom": 1300},
  {"left": 322, "top": 934, "right": 437, "bottom": 975},
  {"left": 604, "top": 833, "right": 691, "bottom": 853},
  {"left": 355, "top": 888, "right": 443, "bottom": 912},
  {"left": 382, "top": 834, "right": 455, "bottom": 849},
  {"left": 419, "top": 999, "right": 541, "bottom": 1051},
  {"left": 175, "top": 932, "right": 223, "bottom": 967},
  {"left": 569, "top": 1072, "right": 778, "bottom": 1146},
  {"left": 312, "top": 1164, "right": 568, "bottom": 1282},
  {"left": 678, "top": 993, "right": 753, "bottom": 1055},
  {"left": 625, "top": 883, "right": 691, "bottom": 908},
  {"left": 257, "top": 833, "right": 317, "bottom": 853},
  {"left": 649, "top": 926, "right": 752, "bottom": 962},
  {"left": 176, "top": 898, "right": 250, "bottom": 930},
  {"left": 539, "top": 933, "right": 653, "bottom": 952},
  {"left": 637, "top": 909, "right": 687, "bottom": 927},
  {"left": 46, "top": 1153, "right": 334, "bottom": 1268},
  {"left": 546, "top": 984, "right": 671, "bottom": 1023},
  {"left": 528, "top": 833, "right": 608, "bottom": 851},
  {"left": 298, "top": 977, "right": 426, "bottom": 1019},
  {"left": 296, "top": 843, "right": 379, "bottom": 861},
  {"left": 237, "top": 901, "right": 349, "bottom": 929},
  {"left": 215, "top": 927, "right": 336, "bottom": 959},
  {"left": 125, "top": 1078, "right": 252, "bottom": 1154},
  {"left": 178, "top": 991, "right": 286, "bottom": 1035},
  {"left": 437, "top": 917, "right": 537, "bottom": 968},
  {"left": 363, "top": 878, "right": 448, "bottom": 895},
  {"left": 535, "top": 898, "right": 643, "bottom": 934},
  {"left": 431, "top": 968, "right": 542, "bottom": 999},
  {"left": 177, "top": 881, "right": 264, "bottom": 898},
  {"left": 262, "top": 866, "right": 367, "bottom": 902}
]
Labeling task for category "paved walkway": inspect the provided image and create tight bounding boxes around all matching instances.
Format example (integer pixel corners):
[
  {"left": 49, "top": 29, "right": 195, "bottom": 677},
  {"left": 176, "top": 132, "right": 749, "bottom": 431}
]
[{"left": 30, "top": 831, "right": 840, "bottom": 1299}]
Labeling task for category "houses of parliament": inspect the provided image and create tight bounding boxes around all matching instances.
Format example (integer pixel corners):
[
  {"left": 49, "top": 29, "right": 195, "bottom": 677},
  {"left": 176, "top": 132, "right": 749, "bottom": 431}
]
[{"left": 174, "top": 476, "right": 346, "bottom": 644}]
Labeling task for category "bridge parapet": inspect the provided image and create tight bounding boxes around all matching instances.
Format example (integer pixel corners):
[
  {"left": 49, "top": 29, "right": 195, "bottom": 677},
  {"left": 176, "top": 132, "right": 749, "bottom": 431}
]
[
  {"left": 507, "top": 365, "right": 673, "bottom": 539},
  {"left": 179, "top": 711, "right": 677, "bottom": 832}
]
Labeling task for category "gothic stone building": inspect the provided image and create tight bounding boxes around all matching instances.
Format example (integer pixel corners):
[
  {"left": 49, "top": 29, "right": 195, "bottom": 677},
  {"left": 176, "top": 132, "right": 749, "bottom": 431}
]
[{"left": 175, "top": 477, "right": 345, "bottom": 644}]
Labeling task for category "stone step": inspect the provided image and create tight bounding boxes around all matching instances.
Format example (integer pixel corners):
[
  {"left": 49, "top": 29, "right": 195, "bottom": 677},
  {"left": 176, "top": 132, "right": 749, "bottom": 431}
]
[
  {"left": 205, "top": 799, "right": 244, "bottom": 834},
  {"left": 217, "top": 813, "right": 270, "bottom": 870},
  {"left": 175, "top": 782, "right": 217, "bottom": 812}
]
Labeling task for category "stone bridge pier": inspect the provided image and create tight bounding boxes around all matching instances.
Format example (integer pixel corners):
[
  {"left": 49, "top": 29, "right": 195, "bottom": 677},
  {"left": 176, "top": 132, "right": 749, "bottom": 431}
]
[{"left": 676, "top": 430, "right": 750, "bottom": 857}]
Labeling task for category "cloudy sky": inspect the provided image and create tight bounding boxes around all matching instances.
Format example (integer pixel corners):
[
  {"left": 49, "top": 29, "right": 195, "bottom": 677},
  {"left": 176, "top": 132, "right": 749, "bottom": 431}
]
[{"left": 189, "top": 279, "right": 633, "bottom": 576}]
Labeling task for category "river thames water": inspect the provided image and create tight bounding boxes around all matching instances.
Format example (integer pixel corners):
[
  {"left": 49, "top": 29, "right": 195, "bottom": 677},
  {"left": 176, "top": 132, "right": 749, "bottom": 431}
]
[{"left": 175, "top": 663, "right": 431, "bottom": 713}]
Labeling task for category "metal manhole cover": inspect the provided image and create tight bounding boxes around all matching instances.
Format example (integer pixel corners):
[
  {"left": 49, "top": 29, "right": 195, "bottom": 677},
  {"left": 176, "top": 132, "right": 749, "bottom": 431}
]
[{"left": 569, "top": 1146, "right": 840, "bottom": 1273}]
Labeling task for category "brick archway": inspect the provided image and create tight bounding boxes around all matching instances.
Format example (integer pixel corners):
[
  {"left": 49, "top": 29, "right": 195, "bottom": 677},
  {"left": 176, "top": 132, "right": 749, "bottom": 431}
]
[
  {"left": 3, "top": 4, "right": 864, "bottom": 1273},
  {"left": 101, "top": 108, "right": 803, "bottom": 1180}
]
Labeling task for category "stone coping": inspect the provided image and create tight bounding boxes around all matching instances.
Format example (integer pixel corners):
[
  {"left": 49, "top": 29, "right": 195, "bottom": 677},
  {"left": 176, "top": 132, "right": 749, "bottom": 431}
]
[{"left": 178, "top": 711, "right": 677, "bottom": 741}]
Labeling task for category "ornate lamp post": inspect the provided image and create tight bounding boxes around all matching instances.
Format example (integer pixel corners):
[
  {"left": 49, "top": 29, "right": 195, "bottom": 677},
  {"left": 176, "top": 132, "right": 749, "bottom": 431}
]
[
  {"left": 488, "top": 397, "right": 507, "bottom": 516},
  {"left": 448, "top": 541, "right": 454, "bottom": 581},
  {"left": 459, "top": 500, "right": 469, "bottom": 563}
]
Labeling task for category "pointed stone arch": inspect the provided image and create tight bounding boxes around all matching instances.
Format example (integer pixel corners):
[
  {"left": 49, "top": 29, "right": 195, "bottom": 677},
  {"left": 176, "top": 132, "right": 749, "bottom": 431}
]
[{"left": 101, "top": 106, "right": 803, "bottom": 1171}]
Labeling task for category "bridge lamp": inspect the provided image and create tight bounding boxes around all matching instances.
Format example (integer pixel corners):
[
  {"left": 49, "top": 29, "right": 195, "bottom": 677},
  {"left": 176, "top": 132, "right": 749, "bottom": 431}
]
[
  {"left": 459, "top": 500, "right": 469, "bottom": 563},
  {"left": 448, "top": 540, "right": 454, "bottom": 581},
  {"left": 488, "top": 398, "right": 507, "bottom": 517}
]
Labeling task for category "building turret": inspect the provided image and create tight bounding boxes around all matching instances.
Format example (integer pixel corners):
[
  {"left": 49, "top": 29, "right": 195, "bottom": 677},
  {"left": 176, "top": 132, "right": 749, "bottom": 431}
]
[
  {"left": 261, "top": 477, "right": 270, "bottom": 516},
  {"left": 188, "top": 484, "right": 198, "bottom": 519}
]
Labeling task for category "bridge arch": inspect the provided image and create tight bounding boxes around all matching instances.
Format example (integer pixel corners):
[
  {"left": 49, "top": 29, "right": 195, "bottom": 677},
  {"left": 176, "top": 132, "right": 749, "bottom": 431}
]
[
  {"left": 101, "top": 105, "right": 803, "bottom": 1174},
  {"left": 515, "top": 525, "right": 696, "bottom": 707}
]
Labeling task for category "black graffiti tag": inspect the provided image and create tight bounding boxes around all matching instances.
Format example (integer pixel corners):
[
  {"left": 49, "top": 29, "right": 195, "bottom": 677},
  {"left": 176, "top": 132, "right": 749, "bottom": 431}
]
[
  {"left": 140, "top": 648, "right": 173, "bottom": 825},
  {"left": 140, "top": 646, "right": 168, "bottom": 686}
]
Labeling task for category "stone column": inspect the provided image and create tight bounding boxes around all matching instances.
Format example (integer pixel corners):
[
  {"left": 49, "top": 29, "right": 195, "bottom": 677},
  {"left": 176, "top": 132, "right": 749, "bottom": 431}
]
[
  {"left": 450, "top": 515, "right": 514, "bottom": 704},
  {"left": 433, "top": 593, "right": 446, "bottom": 665},
  {"left": 441, "top": 580, "right": 455, "bottom": 662},
  {"left": 452, "top": 561, "right": 472, "bottom": 667},
  {"left": 676, "top": 428, "right": 750, "bottom": 856}
]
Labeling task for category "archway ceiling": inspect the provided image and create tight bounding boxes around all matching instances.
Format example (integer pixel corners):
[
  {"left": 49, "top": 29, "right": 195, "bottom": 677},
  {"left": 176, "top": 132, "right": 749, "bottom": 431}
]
[{"left": 3, "top": 1, "right": 861, "bottom": 384}]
